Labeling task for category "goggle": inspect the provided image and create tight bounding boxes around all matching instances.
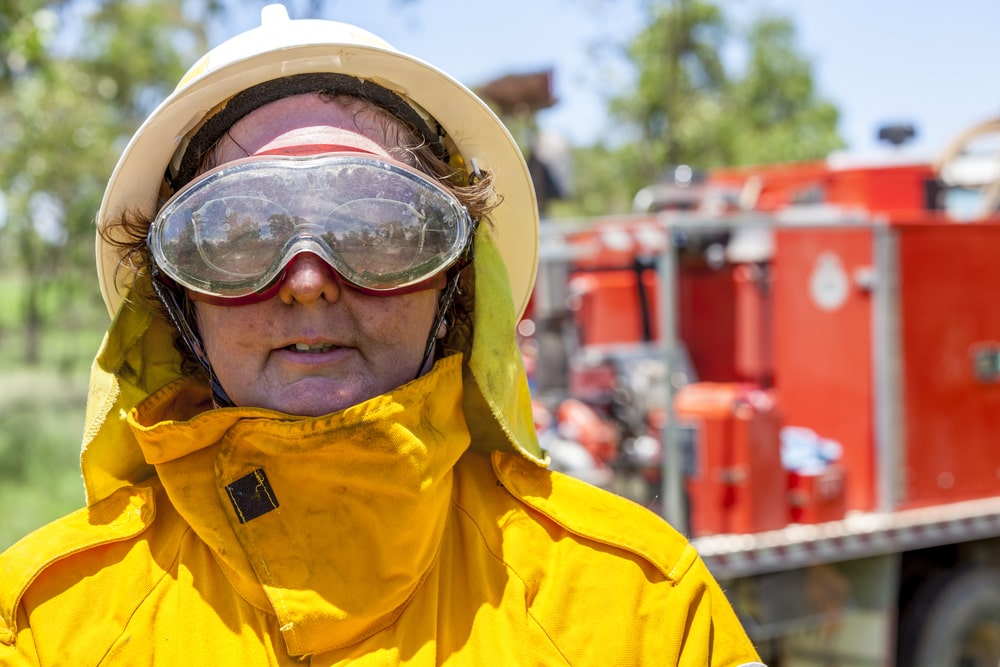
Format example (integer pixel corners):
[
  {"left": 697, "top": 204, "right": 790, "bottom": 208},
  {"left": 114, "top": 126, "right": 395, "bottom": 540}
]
[{"left": 148, "top": 152, "right": 474, "bottom": 302}]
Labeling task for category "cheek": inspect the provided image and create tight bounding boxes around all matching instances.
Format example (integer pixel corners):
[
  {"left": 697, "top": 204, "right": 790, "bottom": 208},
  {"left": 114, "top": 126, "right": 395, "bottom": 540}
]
[
  {"left": 384, "top": 292, "right": 439, "bottom": 339},
  {"left": 193, "top": 302, "right": 267, "bottom": 365},
  {"left": 194, "top": 303, "right": 226, "bottom": 350},
  {"left": 353, "top": 290, "right": 439, "bottom": 356}
]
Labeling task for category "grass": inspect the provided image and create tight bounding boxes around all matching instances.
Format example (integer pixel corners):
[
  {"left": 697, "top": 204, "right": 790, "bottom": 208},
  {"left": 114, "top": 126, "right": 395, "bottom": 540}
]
[
  {"left": 0, "top": 278, "right": 107, "bottom": 550},
  {"left": 0, "top": 367, "right": 91, "bottom": 550}
]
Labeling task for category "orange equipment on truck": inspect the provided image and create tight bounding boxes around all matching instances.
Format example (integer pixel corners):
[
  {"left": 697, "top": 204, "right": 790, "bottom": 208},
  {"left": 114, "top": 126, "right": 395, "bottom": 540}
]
[{"left": 523, "top": 118, "right": 1000, "bottom": 666}]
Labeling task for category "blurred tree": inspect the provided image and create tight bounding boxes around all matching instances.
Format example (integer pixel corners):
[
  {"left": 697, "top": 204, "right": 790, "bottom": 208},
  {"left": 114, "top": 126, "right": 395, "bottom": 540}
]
[
  {"left": 0, "top": 0, "right": 55, "bottom": 85},
  {"left": 722, "top": 16, "right": 843, "bottom": 165},
  {"left": 611, "top": 0, "right": 727, "bottom": 173},
  {"left": 555, "top": 0, "right": 843, "bottom": 217},
  {"left": 0, "top": 1, "right": 212, "bottom": 362}
]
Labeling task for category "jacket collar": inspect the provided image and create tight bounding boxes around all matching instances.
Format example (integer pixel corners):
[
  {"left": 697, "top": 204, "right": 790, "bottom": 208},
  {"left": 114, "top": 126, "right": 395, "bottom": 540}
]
[{"left": 129, "top": 354, "right": 470, "bottom": 656}]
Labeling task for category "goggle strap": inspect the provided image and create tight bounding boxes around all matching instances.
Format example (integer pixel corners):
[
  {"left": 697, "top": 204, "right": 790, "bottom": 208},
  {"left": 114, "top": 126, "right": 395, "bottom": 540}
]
[
  {"left": 418, "top": 268, "right": 462, "bottom": 377},
  {"left": 150, "top": 266, "right": 234, "bottom": 407},
  {"left": 415, "top": 226, "right": 476, "bottom": 377}
]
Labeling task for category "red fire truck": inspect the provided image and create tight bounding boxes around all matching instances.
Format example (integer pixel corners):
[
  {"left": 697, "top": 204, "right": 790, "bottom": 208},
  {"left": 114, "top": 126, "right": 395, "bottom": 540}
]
[{"left": 522, "top": 119, "right": 1000, "bottom": 666}]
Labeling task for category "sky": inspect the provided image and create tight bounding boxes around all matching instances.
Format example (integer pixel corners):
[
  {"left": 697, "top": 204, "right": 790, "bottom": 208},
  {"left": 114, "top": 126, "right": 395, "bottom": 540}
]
[{"left": 223, "top": 1, "right": 1000, "bottom": 162}]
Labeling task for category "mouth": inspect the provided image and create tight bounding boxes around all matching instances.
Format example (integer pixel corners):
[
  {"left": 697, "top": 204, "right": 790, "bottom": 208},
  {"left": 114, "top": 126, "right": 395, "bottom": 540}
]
[{"left": 286, "top": 342, "right": 341, "bottom": 353}]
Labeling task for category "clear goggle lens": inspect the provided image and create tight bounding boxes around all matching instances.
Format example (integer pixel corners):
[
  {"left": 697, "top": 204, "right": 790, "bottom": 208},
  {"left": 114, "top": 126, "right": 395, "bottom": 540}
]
[{"left": 148, "top": 153, "right": 473, "bottom": 299}]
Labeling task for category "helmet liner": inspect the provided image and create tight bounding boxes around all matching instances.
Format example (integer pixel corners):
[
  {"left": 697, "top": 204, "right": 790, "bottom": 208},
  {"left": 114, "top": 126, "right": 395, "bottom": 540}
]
[{"left": 168, "top": 72, "right": 449, "bottom": 193}]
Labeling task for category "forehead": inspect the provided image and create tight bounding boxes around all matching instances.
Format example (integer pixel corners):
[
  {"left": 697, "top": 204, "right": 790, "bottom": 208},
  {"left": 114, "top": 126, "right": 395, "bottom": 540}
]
[{"left": 215, "top": 93, "right": 398, "bottom": 164}]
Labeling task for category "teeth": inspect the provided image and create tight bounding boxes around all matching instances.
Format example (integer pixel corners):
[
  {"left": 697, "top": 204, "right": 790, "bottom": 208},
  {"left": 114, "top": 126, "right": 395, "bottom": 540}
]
[{"left": 293, "top": 342, "right": 335, "bottom": 352}]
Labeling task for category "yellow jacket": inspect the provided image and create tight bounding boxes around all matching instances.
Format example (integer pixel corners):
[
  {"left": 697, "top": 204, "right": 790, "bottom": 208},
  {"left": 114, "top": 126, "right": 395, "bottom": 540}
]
[{"left": 0, "top": 233, "right": 762, "bottom": 665}]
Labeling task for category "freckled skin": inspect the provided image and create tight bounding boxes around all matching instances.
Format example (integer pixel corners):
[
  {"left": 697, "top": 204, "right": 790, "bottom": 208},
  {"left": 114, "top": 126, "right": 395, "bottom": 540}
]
[{"left": 192, "top": 94, "right": 441, "bottom": 417}]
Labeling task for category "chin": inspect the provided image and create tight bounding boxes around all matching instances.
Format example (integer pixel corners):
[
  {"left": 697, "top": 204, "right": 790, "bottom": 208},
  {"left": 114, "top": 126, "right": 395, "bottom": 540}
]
[
  {"left": 267, "top": 384, "right": 378, "bottom": 417},
  {"left": 266, "top": 397, "right": 354, "bottom": 417}
]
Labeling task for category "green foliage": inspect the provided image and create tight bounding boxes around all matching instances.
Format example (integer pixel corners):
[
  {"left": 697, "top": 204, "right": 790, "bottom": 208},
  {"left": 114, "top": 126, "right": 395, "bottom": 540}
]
[
  {"left": 0, "top": 0, "right": 208, "bottom": 364},
  {"left": 83, "top": 0, "right": 206, "bottom": 121},
  {"left": 549, "top": 142, "right": 650, "bottom": 218},
  {"left": 610, "top": 0, "right": 727, "bottom": 170},
  {"left": 556, "top": 1, "right": 844, "bottom": 217},
  {"left": 0, "top": 0, "right": 60, "bottom": 82},
  {"left": 721, "top": 16, "right": 843, "bottom": 165},
  {"left": 0, "top": 284, "right": 102, "bottom": 550},
  {"left": 0, "top": 367, "right": 89, "bottom": 551}
]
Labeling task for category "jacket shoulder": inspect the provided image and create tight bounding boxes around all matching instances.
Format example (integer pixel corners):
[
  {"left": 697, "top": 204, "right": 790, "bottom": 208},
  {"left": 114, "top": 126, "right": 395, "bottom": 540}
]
[
  {"left": 455, "top": 451, "right": 763, "bottom": 665},
  {"left": 489, "top": 450, "right": 695, "bottom": 582},
  {"left": 0, "top": 482, "right": 157, "bottom": 646}
]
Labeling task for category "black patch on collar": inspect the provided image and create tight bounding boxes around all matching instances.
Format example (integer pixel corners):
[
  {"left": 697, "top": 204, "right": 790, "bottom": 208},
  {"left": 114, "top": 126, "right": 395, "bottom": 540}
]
[{"left": 225, "top": 468, "right": 279, "bottom": 523}]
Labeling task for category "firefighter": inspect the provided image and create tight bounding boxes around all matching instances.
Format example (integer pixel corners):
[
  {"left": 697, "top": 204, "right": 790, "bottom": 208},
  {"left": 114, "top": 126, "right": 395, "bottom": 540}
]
[{"left": 0, "top": 5, "right": 763, "bottom": 664}]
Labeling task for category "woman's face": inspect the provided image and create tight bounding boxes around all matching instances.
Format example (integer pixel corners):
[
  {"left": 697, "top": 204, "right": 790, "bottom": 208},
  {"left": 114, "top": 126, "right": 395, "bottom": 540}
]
[{"left": 190, "top": 94, "right": 442, "bottom": 416}]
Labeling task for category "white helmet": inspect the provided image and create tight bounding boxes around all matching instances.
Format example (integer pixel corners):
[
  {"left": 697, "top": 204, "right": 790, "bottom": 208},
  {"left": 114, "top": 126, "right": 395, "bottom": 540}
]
[{"left": 96, "top": 3, "right": 539, "bottom": 319}]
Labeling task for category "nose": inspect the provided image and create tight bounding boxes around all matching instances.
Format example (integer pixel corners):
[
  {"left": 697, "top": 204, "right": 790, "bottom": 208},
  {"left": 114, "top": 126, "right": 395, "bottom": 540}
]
[{"left": 277, "top": 253, "right": 344, "bottom": 305}]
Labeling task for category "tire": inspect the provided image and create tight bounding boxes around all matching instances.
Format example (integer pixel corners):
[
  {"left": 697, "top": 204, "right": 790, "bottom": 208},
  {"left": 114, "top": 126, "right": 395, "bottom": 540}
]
[{"left": 897, "top": 566, "right": 1000, "bottom": 667}]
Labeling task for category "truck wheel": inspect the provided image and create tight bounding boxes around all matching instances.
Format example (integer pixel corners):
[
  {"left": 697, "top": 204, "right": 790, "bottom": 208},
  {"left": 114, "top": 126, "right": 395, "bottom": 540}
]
[{"left": 898, "top": 567, "right": 1000, "bottom": 667}]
